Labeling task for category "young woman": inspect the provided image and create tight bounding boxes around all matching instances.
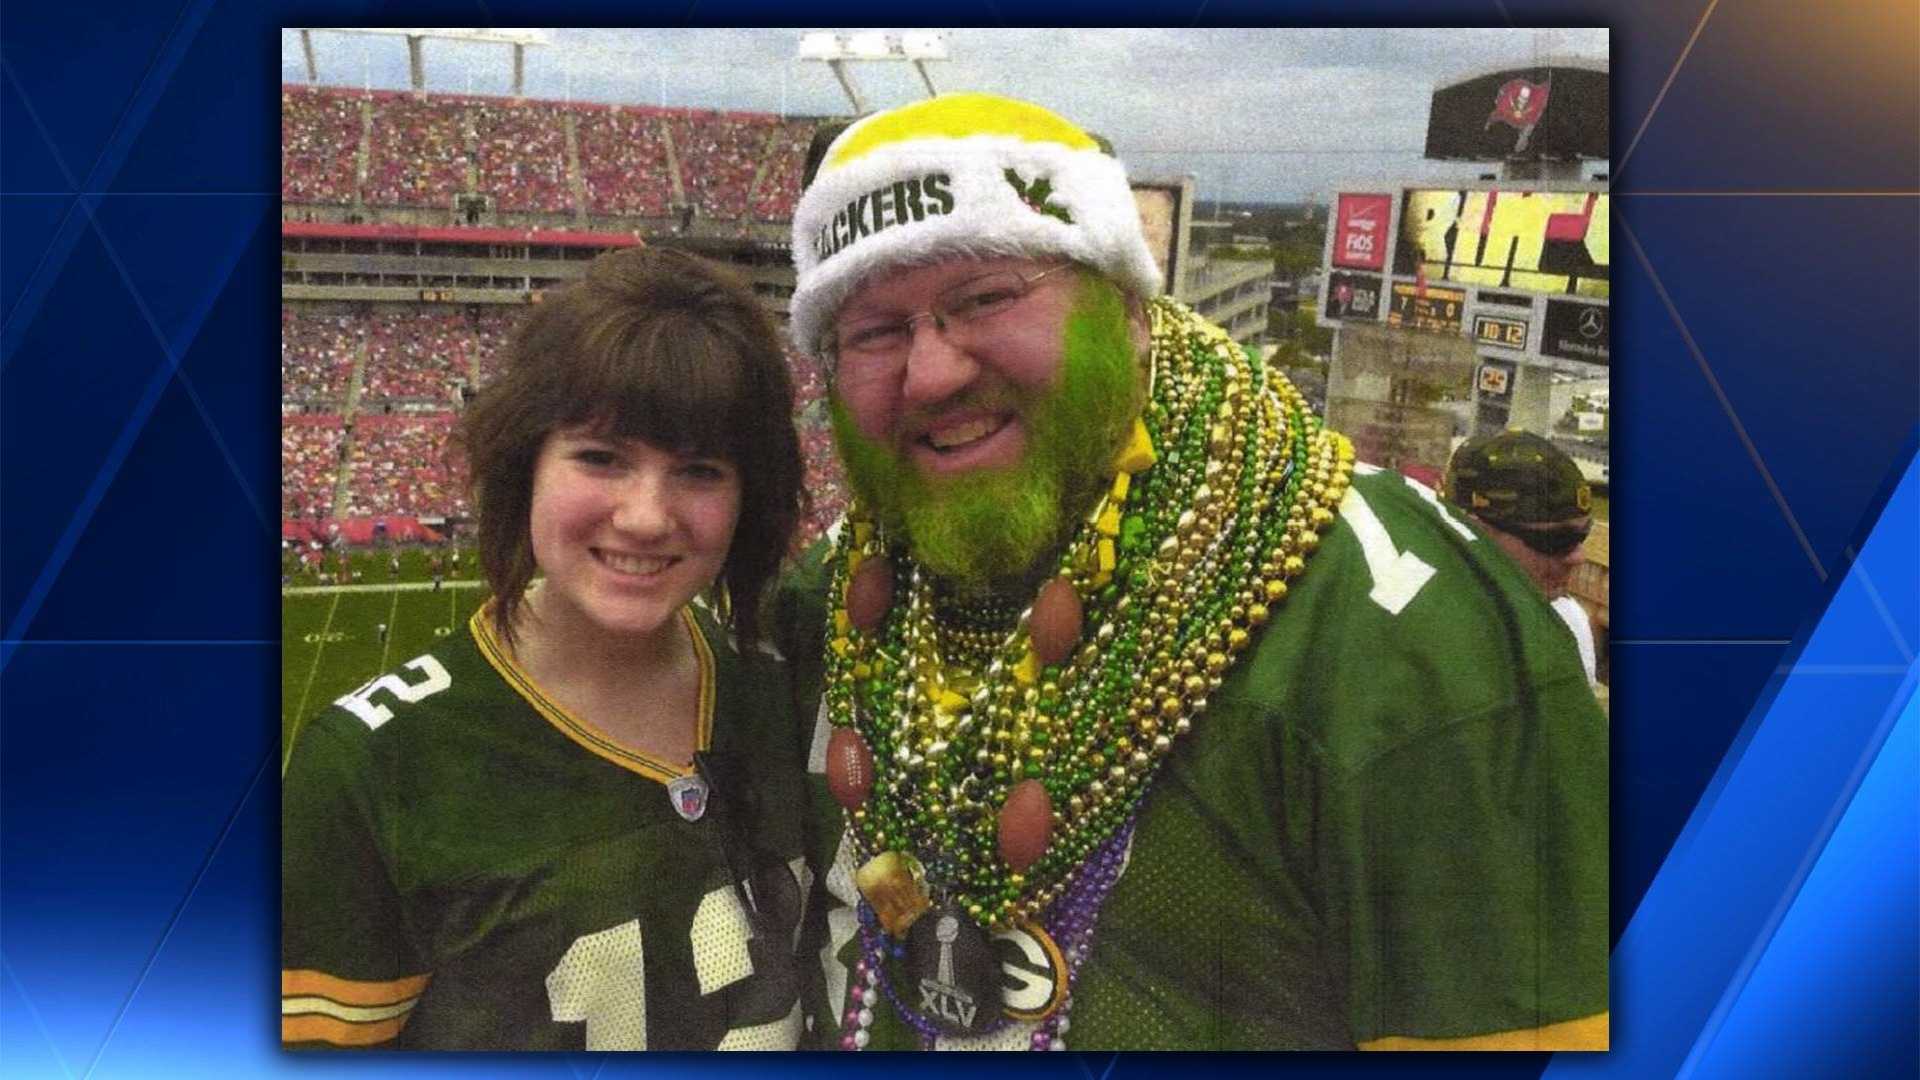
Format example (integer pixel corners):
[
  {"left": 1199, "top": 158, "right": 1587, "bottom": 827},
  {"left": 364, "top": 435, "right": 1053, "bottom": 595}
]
[{"left": 282, "top": 249, "right": 810, "bottom": 1050}]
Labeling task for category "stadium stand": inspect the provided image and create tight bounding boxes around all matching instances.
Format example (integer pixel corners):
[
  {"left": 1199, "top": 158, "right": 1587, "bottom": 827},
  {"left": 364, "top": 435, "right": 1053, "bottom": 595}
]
[
  {"left": 577, "top": 105, "right": 676, "bottom": 217},
  {"left": 363, "top": 91, "right": 469, "bottom": 209},
  {"left": 667, "top": 110, "right": 775, "bottom": 221},
  {"left": 280, "top": 86, "right": 820, "bottom": 224},
  {"left": 470, "top": 309, "right": 518, "bottom": 387},
  {"left": 281, "top": 86, "right": 362, "bottom": 205},
  {"left": 360, "top": 310, "right": 470, "bottom": 402},
  {"left": 282, "top": 309, "right": 360, "bottom": 405},
  {"left": 750, "top": 119, "right": 816, "bottom": 222},
  {"left": 283, "top": 83, "right": 845, "bottom": 547},
  {"left": 340, "top": 411, "right": 469, "bottom": 519},
  {"left": 282, "top": 413, "right": 347, "bottom": 521},
  {"left": 471, "top": 98, "right": 574, "bottom": 215},
  {"left": 797, "top": 423, "right": 848, "bottom": 550}
]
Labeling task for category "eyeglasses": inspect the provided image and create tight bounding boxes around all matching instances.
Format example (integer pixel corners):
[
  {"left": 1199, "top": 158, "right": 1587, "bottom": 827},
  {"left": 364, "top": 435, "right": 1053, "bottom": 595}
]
[
  {"left": 1504, "top": 519, "right": 1592, "bottom": 557},
  {"left": 823, "top": 264, "right": 1074, "bottom": 378}
]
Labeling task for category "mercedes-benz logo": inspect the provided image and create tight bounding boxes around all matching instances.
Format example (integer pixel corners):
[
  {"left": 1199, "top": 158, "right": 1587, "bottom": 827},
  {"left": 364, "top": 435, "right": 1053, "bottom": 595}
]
[{"left": 1577, "top": 308, "right": 1604, "bottom": 337}]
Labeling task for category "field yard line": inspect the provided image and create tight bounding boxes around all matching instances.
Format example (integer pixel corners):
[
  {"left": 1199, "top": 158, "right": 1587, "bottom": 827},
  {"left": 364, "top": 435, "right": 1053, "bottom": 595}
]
[
  {"left": 284, "top": 580, "right": 485, "bottom": 597},
  {"left": 378, "top": 587, "right": 401, "bottom": 672},
  {"left": 447, "top": 583, "right": 459, "bottom": 634},
  {"left": 285, "top": 591, "right": 343, "bottom": 775}
]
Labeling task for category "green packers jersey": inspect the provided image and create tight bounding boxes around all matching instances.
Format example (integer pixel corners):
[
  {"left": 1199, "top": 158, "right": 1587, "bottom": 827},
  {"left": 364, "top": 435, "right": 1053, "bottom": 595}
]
[
  {"left": 282, "top": 603, "right": 812, "bottom": 1050},
  {"left": 778, "top": 465, "right": 1608, "bottom": 1050}
]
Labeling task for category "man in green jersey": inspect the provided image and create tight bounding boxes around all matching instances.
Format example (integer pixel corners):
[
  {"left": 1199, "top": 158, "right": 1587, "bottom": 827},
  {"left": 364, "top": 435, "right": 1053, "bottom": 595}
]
[
  {"left": 776, "top": 93, "right": 1608, "bottom": 1051},
  {"left": 1446, "top": 430, "right": 1602, "bottom": 686}
]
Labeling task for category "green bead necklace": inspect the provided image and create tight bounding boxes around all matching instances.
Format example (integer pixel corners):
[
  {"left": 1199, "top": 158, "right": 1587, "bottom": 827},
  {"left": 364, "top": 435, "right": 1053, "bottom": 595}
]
[{"left": 823, "top": 298, "right": 1353, "bottom": 930}]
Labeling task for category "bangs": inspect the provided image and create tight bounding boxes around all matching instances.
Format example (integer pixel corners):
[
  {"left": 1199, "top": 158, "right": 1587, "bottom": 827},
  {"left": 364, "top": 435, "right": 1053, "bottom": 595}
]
[{"left": 561, "top": 310, "right": 754, "bottom": 462}]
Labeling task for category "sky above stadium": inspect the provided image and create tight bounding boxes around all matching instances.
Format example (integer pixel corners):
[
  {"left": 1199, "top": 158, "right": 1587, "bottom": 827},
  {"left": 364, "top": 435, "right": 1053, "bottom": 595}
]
[{"left": 281, "top": 27, "right": 1610, "bottom": 204}]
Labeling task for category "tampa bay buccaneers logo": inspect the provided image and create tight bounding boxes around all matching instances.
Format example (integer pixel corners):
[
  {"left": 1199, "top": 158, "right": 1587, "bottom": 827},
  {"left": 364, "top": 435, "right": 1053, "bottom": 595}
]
[{"left": 1487, "top": 77, "right": 1552, "bottom": 153}]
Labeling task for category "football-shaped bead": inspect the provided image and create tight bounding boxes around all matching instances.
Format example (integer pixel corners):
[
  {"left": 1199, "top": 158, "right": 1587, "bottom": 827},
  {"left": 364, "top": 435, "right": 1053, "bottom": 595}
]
[
  {"left": 825, "top": 726, "right": 875, "bottom": 809},
  {"left": 846, "top": 556, "right": 894, "bottom": 632},
  {"left": 1028, "top": 577, "right": 1083, "bottom": 667},
  {"left": 997, "top": 779, "right": 1054, "bottom": 873}
]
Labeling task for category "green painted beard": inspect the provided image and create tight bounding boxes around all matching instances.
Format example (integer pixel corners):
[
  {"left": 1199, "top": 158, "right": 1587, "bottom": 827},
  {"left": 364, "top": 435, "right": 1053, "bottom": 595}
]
[{"left": 831, "top": 277, "right": 1142, "bottom": 592}]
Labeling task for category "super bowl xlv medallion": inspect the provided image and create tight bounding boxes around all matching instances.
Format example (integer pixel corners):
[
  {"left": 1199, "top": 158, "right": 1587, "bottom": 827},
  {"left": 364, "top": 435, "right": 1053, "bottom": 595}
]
[{"left": 904, "top": 906, "right": 999, "bottom": 1035}]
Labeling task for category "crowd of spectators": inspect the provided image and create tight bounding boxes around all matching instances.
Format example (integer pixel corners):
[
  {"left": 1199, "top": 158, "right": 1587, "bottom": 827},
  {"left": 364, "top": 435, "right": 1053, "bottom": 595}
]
[
  {"left": 282, "top": 86, "right": 362, "bottom": 205},
  {"left": 285, "top": 305, "right": 496, "bottom": 524},
  {"left": 471, "top": 99, "right": 573, "bottom": 214},
  {"left": 362, "top": 93, "right": 469, "bottom": 208},
  {"left": 470, "top": 310, "right": 520, "bottom": 386},
  {"left": 283, "top": 86, "right": 822, "bottom": 223},
  {"left": 668, "top": 110, "right": 777, "bottom": 221},
  {"left": 282, "top": 84, "right": 847, "bottom": 539},
  {"left": 339, "top": 412, "right": 469, "bottom": 519},
  {"left": 795, "top": 423, "right": 848, "bottom": 553},
  {"left": 784, "top": 347, "right": 826, "bottom": 411},
  {"left": 748, "top": 120, "right": 815, "bottom": 222},
  {"left": 360, "top": 311, "right": 472, "bottom": 402},
  {"left": 577, "top": 106, "right": 675, "bottom": 217},
  {"left": 282, "top": 414, "right": 346, "bottom": 521},
  {"left": 781, "top": 346, "right": 846, "bottom": 550},
  {"left": 282, "top": 309, "right": 360, "bottom": 403}
]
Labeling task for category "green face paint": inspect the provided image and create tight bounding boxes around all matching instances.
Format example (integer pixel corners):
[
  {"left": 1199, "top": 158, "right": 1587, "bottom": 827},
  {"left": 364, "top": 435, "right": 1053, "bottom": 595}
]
[{"left": 832, "top": 273, "right": 1141, "bottom": 590}]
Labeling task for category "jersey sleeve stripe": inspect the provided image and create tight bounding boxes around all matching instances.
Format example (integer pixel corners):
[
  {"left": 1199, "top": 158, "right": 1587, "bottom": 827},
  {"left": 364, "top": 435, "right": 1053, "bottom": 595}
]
[
  {"left": 282, "top": 995, "right": 416, "bottom": 1023},
  {"left": 281, "top": 968, "right": 430, "bottom": 1006},
  {"left": 281, "top": 1010, "right": 413, "bottom": 1047}
]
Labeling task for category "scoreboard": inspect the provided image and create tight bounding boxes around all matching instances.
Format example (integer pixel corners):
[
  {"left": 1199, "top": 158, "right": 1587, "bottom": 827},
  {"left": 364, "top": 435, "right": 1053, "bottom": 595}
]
[{"left": 1317, "top": 181, "right": 1610, "bottom": 371}]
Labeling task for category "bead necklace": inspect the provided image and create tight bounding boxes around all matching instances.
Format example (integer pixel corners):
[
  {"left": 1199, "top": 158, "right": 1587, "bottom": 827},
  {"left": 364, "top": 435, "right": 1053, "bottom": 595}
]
[
  {"left": 821, "top": 298, "right": 1353, "bottom": 1041},
  {"left": 843, "top": 812, "right": 1138, "bottom": 1050}
]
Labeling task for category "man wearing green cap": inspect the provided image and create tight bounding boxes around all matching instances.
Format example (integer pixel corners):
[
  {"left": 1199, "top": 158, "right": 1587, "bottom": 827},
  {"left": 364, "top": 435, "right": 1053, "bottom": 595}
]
[
  {"left": 776, "top": 92, "right": 1607, "bottom": 1051},
  {"left": 1445, "top": 431, "right": 1600, "bottom": 684}
]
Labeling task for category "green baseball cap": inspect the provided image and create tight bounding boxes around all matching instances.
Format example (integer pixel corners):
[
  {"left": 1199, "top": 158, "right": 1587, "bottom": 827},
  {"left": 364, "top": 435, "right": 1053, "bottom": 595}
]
[{"left": 1445, "top": 430, "right": 1592, "bottom": 525}]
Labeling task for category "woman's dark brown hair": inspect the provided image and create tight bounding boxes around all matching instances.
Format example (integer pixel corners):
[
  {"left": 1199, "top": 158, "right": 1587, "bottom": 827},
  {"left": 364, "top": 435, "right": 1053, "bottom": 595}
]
[{"left": 455, "top": 247, "right": 803, "bottom": 646}]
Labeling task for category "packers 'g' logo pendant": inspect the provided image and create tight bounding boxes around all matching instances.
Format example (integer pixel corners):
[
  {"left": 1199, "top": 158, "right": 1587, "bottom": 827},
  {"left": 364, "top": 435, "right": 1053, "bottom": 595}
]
[
  {"left": 904, "top": 906, "right": 998, "bottom": 1035},
  {"left": 993, "top": 922, "right": 1068, "bottom": 1020}
]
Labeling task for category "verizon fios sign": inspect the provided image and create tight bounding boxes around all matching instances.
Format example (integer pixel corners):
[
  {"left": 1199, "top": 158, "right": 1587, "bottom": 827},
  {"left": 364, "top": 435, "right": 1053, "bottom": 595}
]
[{"left": 1332, "top": 193, "right": 1391, "bottom": 271}]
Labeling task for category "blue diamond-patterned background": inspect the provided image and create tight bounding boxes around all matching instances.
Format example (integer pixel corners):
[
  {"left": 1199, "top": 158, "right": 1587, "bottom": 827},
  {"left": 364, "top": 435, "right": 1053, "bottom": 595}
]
[{"left": 3, "top": 5, "right": 1915, "bottom": 1078}]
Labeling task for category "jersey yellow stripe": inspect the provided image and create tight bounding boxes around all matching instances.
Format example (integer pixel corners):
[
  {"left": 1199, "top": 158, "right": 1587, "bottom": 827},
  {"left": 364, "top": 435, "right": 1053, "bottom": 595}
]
[
  {"left": 469, "top": 601, "right": 715, "bottom": 783},
  {"left": 280, "top": 968, "right": 429, "bottom": 1007},
  {"left": 687, "top": 603, "right": 716, "bottom": 750},
  {"left": 1359, "top": 1011, "right": 1610, "bottom": 1051}
]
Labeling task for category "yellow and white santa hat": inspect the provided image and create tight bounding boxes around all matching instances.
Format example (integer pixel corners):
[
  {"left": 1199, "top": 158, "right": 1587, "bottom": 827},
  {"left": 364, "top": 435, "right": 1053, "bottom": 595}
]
[{"left": 789, "top": 93, "right": 1163, "bottom": 358}]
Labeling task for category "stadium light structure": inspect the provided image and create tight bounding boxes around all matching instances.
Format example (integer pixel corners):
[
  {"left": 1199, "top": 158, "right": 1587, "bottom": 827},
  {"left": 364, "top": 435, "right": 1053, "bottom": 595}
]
[
  {"left": 297, "top": 28, "right": 551, "bottom": 96},
  {"left": 798, "top": 31, "right": 949, "bottom": 114}
]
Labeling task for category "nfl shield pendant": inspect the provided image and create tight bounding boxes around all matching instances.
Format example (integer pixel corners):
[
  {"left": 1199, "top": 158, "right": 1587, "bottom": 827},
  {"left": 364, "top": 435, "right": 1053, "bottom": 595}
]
[
  {"left": 667, "top": 774, "right": 709, "bottom": 822},
  {"left": 904, "top": 906, "right": 999, "bottom": 1035}
]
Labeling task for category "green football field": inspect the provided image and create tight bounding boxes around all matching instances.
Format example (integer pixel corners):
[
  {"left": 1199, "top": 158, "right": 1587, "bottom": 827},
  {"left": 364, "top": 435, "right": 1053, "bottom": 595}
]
[{"left": 280, "top": 553, "right": 490, "bottom": 772}]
